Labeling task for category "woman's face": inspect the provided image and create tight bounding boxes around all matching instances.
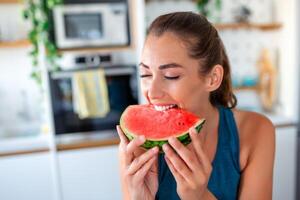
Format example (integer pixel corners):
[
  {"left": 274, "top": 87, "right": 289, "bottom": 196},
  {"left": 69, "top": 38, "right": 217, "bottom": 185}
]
[{"left": 140, "top": 32, "right": 211, "bottom": 115}]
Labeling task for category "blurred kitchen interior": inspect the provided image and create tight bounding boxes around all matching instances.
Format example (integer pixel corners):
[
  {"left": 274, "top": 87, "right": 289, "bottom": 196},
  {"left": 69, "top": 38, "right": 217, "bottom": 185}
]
[{"left": 0, "top": 0, "right": 299, "bottom": 199}]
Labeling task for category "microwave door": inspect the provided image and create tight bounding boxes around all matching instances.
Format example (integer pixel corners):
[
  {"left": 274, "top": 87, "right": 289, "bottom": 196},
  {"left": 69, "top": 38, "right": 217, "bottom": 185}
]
[
  {"left": 59, "top": 13, "right": 104, "bottom": 48},
  {"left": 64, "top": 13, "right": 103, "bottom": 39}
]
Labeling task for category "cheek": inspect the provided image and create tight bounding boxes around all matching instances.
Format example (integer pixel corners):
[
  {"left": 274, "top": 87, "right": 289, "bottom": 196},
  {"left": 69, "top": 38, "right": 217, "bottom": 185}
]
[
  {"left": 168, "top": 84, "right": 187, "bottom": 96},
  {"left": 140, "top": 79, "right": 149, "bottom": 96},
  {"left": 169, "top": 80, "right": 202, "bottom": 96},
  {"left": 168, "top": 80, "right": 207, "bottom": 104}
]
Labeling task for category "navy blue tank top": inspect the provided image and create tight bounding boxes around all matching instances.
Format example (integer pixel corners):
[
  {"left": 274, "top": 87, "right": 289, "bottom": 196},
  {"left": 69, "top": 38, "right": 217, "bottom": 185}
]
[{"left": 155, "top": 106, "right": 241, "bottom": 200}]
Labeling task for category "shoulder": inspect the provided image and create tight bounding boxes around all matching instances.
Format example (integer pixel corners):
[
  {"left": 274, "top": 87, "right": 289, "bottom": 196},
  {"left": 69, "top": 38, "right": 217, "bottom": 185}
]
[
  {"left": 232, "top": 109, "right": 275, "bottom": 134},
  {"left": 231, "top": 109, "right": 275, "bottom": 171}
]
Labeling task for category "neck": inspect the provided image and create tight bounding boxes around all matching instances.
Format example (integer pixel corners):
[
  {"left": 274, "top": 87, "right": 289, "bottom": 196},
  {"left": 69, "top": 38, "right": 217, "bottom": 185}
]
[{"left": 195, "top": 103, "right": 219, "bottom": 137}]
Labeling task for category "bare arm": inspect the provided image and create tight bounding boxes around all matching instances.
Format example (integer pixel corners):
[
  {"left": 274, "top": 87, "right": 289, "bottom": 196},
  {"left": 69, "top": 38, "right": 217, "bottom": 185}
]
[{"left": 238, "top": 116, "right": 275, "bottom": 200}]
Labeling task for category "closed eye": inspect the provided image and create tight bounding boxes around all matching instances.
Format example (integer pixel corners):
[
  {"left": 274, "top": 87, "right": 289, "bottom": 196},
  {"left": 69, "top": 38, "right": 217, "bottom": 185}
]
[
  {"left": 140, "top": 74, "right": 152, "bottom": 78},
  {"left": 164, "top": 76, "right": 180, "bottom": 80}
]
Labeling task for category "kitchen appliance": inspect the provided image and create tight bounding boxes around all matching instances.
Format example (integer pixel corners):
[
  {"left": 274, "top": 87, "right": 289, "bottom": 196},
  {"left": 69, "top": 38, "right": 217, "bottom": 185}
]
[
  {"left": 57, "top": 52, "right": 112, "bottom": 70},
  {"left": 52, "top": 1, "right": 130, "bottom": 49},
  {"left": 48, "top": 64, "right": 138, "bottom": 135}
]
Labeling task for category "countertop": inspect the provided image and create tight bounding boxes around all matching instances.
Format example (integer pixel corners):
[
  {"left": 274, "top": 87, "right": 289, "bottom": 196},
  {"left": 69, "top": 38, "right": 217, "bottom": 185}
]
[
  {"left": 0, "top": 134, "right": 50, "bottom": 157},
  {"left": 0, "top": 130, "right": 120, "bottom": 157}
]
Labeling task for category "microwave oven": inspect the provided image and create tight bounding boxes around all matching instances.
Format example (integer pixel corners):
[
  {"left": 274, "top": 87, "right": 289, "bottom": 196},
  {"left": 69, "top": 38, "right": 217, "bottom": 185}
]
[
  {"left": 53, "top": 2, "right": 130, "bottom": 49},
  {"left": 48, "top": 64, "right": 138, "bottom": 135}
]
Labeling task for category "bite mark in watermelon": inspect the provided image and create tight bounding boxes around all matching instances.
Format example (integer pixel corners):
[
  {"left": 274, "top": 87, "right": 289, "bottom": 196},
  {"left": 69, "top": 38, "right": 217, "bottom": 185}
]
[{"left": 119, "top": 104, "right": 205, "bottom": 151}]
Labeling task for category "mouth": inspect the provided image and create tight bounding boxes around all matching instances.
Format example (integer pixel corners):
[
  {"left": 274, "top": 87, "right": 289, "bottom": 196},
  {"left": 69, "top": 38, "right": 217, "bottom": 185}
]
[{"left": 153, "top": 104, "right": 179, "bottom": 111}]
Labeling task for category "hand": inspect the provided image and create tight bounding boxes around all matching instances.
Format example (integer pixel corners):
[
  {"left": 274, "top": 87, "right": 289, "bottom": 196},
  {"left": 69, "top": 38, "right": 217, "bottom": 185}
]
[
  {"left": 117, "top": 125, "right": 159, "bottom": 200},
  {"left": 162, "top": 128, "right": 214, "bottom": 200}
]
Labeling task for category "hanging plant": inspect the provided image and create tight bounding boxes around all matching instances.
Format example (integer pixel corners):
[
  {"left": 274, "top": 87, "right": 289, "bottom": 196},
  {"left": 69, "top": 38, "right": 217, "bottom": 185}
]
[
  {"left": 197, "top": 0, "right": 222, "bottom": 22},
  {"left": 23, "top": 0, "right": 62, "bottom": 89},
  {"left": 196, "top": 0, "right": 210, "bottom": 17}
]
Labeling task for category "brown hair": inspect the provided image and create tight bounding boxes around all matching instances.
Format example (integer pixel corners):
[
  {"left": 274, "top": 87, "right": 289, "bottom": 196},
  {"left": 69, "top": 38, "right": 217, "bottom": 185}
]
[{"left": 147, "top": 12, "right": 237, "bottom": 109}]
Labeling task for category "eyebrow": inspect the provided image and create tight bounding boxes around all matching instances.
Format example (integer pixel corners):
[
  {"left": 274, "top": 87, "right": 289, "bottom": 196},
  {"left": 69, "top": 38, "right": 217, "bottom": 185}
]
[{"left": 139, "top": 62, "right": 183, "bottom": 70}]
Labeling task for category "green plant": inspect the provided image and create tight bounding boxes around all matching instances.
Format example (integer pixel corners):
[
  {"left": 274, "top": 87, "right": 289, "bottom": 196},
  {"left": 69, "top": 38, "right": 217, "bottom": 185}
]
[
  {"left": 23, "top": 0, "right": 62, "bottom": 88},
  {"left": 197, "top": 0, "right": 221, "bottom": 20}
]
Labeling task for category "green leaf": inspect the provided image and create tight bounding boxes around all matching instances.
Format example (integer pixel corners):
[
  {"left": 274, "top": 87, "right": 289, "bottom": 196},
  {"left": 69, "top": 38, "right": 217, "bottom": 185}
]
[
  {"left": 22, "top": 9, "right": 30, "bottom": 19},
  {"left": 23, "top": 0, "right": 61, "bottom": 89},
  {"left": 42, "top": 21, "right": 49, "bottom": 31},
  {"left": 32, "top": 59, "right": 38, "bottom": 66},
  {"left": 29, "top": 50, "right": 38, "bottom": 56}
]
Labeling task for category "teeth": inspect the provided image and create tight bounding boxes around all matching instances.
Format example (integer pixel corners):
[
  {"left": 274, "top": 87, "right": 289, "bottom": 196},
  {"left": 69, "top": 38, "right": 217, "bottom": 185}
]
[{"left": 154, "top": 104, "right": 177, "bottom": 111}]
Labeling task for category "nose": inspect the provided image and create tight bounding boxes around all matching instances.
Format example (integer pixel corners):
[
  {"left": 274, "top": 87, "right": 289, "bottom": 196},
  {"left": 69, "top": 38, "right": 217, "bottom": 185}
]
[{"left": 147, "top": 78, "right": 165, "bottom": 101}]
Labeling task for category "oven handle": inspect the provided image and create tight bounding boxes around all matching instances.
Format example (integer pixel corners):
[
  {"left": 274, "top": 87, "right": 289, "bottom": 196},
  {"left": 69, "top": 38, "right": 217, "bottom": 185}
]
[{"left": 50, "top": 67, "right": 135, "bottom": 79}]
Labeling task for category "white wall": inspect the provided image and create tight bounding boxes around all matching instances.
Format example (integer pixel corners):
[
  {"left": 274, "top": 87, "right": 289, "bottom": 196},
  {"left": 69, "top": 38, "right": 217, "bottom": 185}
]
[
  {"left": 0, "top": 4, "right": 29, "bottom": 42},
  {"left": 0, "top": 4, "right": 43, "bottom": 138},
  {"left": 0, "top": 48, "right": 43, "bottom": 138},
  {"left": 275, "top": 0, "right": 299, "bottom": 120}
]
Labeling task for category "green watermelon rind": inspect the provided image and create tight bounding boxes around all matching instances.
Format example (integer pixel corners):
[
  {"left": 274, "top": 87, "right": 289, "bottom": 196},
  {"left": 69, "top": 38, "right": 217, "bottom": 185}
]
[{"left": 120, "top": 118, "right": 206, "bottom": 152}]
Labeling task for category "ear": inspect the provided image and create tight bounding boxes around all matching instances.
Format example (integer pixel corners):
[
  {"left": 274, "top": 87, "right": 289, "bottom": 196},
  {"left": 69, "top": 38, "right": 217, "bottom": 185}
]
[{"left": 204, "top": 65, "right": 224, "bottom": 92}]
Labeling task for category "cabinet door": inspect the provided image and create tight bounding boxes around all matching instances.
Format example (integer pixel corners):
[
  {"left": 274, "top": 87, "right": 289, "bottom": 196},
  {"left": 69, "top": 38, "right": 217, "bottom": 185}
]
[
  {"left": 273, "top": 126, "right": 297, "bottom": 200},
  {"left": 0, "top": 152, "right": 55, "bottom": 200},
  {"left": 58, "top": 146, "right": 122, "bottom": 200}
]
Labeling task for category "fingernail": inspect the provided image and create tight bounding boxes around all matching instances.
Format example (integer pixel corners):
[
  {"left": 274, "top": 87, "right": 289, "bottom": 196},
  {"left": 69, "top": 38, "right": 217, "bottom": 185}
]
[
  {"left": 151, "top": 146, "right": 158, "bottom": 153},
  {"left": 139, "top": 135, "right": 145, "bottom": 142},
  {"left": 190, "top": 127, "right": 196, "bottom": 134},
  {"left": 162, "top": 144, "right": 168, "bottom": 151},
  {"left": 168, "top": 137, "right": 176, "bottom": 143}
]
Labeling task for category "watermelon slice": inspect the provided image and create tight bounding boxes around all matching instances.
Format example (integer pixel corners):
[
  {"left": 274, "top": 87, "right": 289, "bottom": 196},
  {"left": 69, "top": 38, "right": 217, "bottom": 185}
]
[{"left": 119, "top": 104, "right": 205, "bottom": 151}]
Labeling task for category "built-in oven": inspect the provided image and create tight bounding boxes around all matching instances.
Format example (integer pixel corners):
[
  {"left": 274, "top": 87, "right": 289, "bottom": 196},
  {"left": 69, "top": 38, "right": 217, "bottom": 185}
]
[{"left": 48, "top": 64, "right": 138, "bottom": 135}]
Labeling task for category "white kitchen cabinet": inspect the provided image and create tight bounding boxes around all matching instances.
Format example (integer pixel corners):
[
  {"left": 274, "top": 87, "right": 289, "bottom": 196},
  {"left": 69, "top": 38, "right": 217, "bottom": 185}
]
[
  {"left": 57, "top": 145, "right": 121, "bottom": 200},
  {"left": 0, "top": 152, "right": 55, "bottom": 200},
  {"left": 273, "top": 126, "right": 297, "bottom": 200}
]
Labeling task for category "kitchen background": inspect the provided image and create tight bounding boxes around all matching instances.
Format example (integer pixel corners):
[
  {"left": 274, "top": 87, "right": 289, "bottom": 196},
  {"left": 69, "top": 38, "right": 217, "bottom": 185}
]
[{"left": 0, "top": 0, "right": 299, "bottom": 200}]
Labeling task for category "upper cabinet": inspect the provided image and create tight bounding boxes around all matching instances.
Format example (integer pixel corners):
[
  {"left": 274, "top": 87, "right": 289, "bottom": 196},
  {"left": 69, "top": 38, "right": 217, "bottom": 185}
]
[{"left": 0, "top": 1, "right": 30, "bottom": 48}]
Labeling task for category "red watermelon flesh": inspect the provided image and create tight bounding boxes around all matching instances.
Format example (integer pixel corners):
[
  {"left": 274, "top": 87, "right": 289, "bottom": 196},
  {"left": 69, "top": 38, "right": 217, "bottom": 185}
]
[{"left": 120, "top": 104, "right": 205, "bottom": 150}]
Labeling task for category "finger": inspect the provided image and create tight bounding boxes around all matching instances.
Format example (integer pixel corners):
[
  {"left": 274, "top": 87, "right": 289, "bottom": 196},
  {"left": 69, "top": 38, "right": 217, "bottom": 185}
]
[
  {"left": 165, "top": 144, "right": 207, "bottom": 189},
  {"left": 189, "top": 127, "right": 212, "bottom": 175},
  {"left": 162, "top": 144, "right": 192, "bottom": 179},
  {"left": 134, "top": 154, "right": 157, "bottom": 182},
  {"left": 168, "top": 137, "right": 198, "bottom": 171},
  {"left": 126, "top": 135, "right": 146, "bottom": 153},
  {"left": 165, "top": 155, "right": 185, "bottom": 183},
  {"left": 125, "top": 135, "right": 146, "bottom": 165},
  {"left": 127, "top": 147, "right": 159, "bottom": 175},
  {"left": 116, "top": 125, "right": 129, "bottom": 145}
]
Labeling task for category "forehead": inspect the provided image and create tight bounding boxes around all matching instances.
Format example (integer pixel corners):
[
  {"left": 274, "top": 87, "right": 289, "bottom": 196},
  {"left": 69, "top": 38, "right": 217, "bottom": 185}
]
[{"left": 141, "top": 32, "right": 193, "bottom": 66}]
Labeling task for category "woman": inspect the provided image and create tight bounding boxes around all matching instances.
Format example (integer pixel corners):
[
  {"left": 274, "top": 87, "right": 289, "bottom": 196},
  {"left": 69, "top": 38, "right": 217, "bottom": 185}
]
[{"left": 117, "top": 12, "right": 275, "bottom": 200}]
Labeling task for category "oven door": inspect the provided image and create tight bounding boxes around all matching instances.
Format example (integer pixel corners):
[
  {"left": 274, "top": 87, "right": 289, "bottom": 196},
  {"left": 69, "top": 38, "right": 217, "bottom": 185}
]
[{"left": 49, "top": 65, "right": 138, "bottom": 134}]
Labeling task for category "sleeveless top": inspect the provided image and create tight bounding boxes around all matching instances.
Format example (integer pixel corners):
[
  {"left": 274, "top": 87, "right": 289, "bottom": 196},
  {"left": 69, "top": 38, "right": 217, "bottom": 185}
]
[{"left": 155, "top": 106, "right": 241, "bottom": 200}]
